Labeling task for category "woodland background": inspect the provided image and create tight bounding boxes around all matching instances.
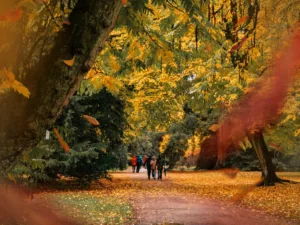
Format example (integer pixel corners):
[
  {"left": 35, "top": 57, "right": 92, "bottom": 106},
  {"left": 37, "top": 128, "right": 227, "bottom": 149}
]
[{"left": 0, "top": 0, "right": 300, "bottom": 187}]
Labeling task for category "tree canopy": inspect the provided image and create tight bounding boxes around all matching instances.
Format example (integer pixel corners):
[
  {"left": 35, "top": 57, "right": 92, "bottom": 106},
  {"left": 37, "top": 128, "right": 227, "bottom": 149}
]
[{"left": 1, "top": 0, "right": 300, "bottom": 186}]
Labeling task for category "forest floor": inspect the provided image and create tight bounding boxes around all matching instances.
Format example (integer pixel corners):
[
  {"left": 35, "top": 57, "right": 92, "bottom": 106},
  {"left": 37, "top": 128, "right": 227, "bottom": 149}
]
[{"left": 36, "top": 169, "right": 300, "bottom": 225}]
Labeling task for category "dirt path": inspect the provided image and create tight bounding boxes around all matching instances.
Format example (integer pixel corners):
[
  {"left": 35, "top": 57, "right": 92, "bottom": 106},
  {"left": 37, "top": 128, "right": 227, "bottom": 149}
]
[{"left": 112, "top": 169, "right": 299, "bottom": 225}]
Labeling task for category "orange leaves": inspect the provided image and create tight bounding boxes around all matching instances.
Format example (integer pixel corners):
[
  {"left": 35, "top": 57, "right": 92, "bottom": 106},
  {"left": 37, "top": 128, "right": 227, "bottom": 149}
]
[
  {"left": 53, "top": 128, "right": 70, "bottom": 152},
  {"left": 63, "top": 20, "right": 71, "bottom": 25},
  {"left": 0, "top": 9, "right": 23, "bottom": 22},
  {"left": 205, "top": 43, "right": 213, "bottom": 53},
  {"left": 228, "top": 37, "right": 247, "bottom": 53},
  {"left": 268, "top": 142, "right": 283, "bottom": 152},
  {"left": 209, "top": 124, "right": 220, "bottom": 132},
  {"left": 0, "top": 68, "right": 30, "bottom": 98},
  {"left": 121, "top": 0, "right": 128, "bottom": 5},
  {"left": 63, "top": 56, "right": 75, "bottom": 67},
  {"left": 83, "top": 115, "right": 100, "bottom": 126},
  {"left": 236, "top": 16, "right": 249, "bottom": 27}
]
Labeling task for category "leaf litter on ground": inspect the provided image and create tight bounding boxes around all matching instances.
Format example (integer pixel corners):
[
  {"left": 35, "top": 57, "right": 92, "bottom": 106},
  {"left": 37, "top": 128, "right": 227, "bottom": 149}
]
[{"left": 34, "top": 171, "right": 300, "bottom": 224}]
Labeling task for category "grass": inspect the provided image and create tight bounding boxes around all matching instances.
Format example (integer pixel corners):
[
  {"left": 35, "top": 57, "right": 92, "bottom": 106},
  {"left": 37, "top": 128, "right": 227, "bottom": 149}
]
[{"left": 40, "top": 192, "right": 134, "bottom": 225}]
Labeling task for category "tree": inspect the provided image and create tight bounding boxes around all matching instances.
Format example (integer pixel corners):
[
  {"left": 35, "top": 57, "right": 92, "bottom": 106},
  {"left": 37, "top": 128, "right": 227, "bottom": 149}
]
[
  {"left": 11, "top": 89, "right": 128, "bottom": 184},
  {"left": 0, "top": 0, "right": 123, "bottom": 177}
]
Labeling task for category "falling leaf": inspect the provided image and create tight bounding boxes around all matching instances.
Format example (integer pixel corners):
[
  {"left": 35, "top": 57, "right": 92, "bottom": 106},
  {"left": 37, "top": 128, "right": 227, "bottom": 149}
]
[
  {"left": 23, "top": 152, "right": 29, "bottom": 162},
  {"left": 268, "top": 142, "right": 283, "bottom": 152},
  {"left": 7, "top": 173, "right": 16, "bottom": 183},
  {"left": 0, "top": 9, "right": 23, "bottom": 22},
  {"left": 83, "top": 115, "right": 100, "bottom": 126},
  {"left": 64, "top": 8, "right": 72, "bottom": 14},
  {"left": 209, "top": 124, "right": 220, "bottom": 132},
  {"left": 236, "top": 16, "right": 249, "bottom": 26},
  {"left": 122, "top": 0, "right": 128, "bottom": 5},
  {"left": 220, "top": 168, "right": 240, "bottom": 179},
  {"left": 53, "top": 128, "right": 70, "bottom": 152},
  {"left": 63, "top": 20, "right": 71, "bottom": 25},
  {"left": 205, "top": 43, "right": 213, "bottom": 52},
  {"left": 232, "top": 178, "right": 264, "bottom": 203},
  {"left": 2, "top": 68, "right": 30, "bottom": 98},
  {"left": 229, "top": 37, "right": 247, "bottom": 53},
  {"left": 63, "top": 56, "right": 75, "bottom": 67}
]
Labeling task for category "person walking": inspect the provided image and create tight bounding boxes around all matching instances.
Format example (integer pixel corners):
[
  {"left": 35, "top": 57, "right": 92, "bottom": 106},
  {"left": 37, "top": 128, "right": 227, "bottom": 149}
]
[
  {"left": 145, "top": 155, "right": 152, "bottom": 180},
  {"left": 136, "top": 155, "right": 143, "bottom": 173},
  {"left": 142, "top": 155, "right": 147, "bottom": 165},
  {"left": 156, "top": 155, "right": 164, "bottom": 180},
  {"left": 131, "top": 156, "right": 137, "bottom": 173},
  {"left": 150, "top": 156, "right": 157, "bottom": 179}
]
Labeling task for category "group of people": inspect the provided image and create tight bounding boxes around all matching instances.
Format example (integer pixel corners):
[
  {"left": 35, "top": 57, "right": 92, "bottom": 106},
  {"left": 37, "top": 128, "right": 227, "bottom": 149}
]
[
  {"left": 131, "top": 155, "right": 143, "bottom": 173},
  {"left": 131, "top": 155, "right": 167, "bottom": 180}
]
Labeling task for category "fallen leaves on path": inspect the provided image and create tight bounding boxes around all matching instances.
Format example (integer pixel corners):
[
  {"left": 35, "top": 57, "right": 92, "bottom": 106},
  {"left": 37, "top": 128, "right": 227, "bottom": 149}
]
[{"left": 34, "top": 171, "right": 300, "bottom": 224}]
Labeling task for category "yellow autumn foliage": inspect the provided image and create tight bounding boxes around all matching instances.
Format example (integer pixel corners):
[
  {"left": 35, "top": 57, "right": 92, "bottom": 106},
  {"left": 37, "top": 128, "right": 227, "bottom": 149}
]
[{"left": 159, "top": 134, "right": 170, "bottom": 154}]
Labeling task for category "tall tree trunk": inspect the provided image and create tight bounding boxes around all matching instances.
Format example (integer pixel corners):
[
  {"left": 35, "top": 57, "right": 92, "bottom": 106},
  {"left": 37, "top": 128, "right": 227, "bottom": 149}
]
[
  {"left": 247, "top": 130, "right": 281, "bottom": 186},
  {"left": 0, "top": 0, "right": 123, "bottom": 177},
  {"left": 196, "top": 133, "right": 218, "bottom": 169}
]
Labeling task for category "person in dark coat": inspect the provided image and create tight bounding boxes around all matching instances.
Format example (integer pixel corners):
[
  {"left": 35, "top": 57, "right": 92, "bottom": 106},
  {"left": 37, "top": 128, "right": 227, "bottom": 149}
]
[
  {"left": 156, "top": 155, "right": 164, "bottom": 180},
  {"left": 150, "top": 156, "right": 157, "bottom": 179},
  {"left": 144, "top": 155, "right": 152, "bottom": 180},
  {"left": 136, "top": 155, "right": 143, "bottom": 173}
]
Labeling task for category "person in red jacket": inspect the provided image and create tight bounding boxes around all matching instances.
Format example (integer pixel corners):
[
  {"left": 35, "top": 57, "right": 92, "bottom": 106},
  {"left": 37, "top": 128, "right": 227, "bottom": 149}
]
[{"left": 131, "top": 156, "right": 137, "bottom": 173}]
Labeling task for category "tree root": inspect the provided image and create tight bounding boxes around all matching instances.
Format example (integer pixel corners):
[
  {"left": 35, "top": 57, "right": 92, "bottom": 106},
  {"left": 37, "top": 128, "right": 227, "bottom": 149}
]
[{"left": 256, "top": 176, "right": 299, "bottom": 186}]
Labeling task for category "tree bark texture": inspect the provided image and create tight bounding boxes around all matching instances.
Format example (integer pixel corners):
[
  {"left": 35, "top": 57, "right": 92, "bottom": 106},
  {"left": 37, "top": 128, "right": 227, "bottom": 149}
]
[
  {"left": 0, "top": 0, "right": 123, "bottom": 176},
  {"left": 247, "top": 130, "right": 280, "bottom": 186}
]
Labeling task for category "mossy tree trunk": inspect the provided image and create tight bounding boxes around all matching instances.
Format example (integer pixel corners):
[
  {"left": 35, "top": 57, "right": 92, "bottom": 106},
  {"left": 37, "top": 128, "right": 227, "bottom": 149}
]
[{"left": 0, "top": 0, "right": 123, "bottom": 177}]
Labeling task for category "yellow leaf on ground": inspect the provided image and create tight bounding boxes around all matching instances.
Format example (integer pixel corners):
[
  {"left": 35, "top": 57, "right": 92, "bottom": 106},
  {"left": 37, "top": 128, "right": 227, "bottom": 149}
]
[{"left": 63, "top": 56, "right": 75, "bottom": 67}]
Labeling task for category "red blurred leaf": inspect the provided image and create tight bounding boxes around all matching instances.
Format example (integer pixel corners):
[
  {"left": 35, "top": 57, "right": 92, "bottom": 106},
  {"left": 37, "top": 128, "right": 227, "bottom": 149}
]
[
  {"left": 232, "top": 178, "right": 264, "bottom": 203},
  {"left": 0, "top": 185, "right": 80, "bottom": 225},
  {"left": 236, "top": 16, "right": 249, "bottom": 26},
  {"left": 229, "top": 37, "right": 247, "bottom": 53},
  {"left": 220, "top": 168, "right": 240, "bottom": 179},
  {"left": 122, "top": 0, "right": 128, "bottom": 5},
  {"left": 0, "top": 9, "right": 23, "bottom": 22},
  {"left": 268, "top": 142, "right": 283, "bottom": 152},
  {"left": 218, "top": 30, "right": 300, "bottom": 161},
  {"left": 63, "top": 20, "right": 71, "bottom": 25},
  {"left": 205, "top": 43, "right": 213, "bottom": 52}
]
